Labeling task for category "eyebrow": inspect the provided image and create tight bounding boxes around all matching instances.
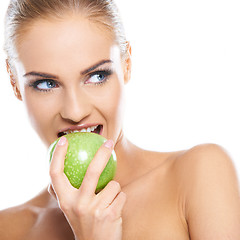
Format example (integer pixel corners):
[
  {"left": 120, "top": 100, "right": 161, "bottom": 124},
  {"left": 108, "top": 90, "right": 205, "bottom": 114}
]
[
  {"left": 23, "top": 59, "right": 113, "bottom": 79},
  {"left": 23, "top": 72, "right": 58, "bottom": 79},
  {"left": 80, "top": 59, "right": 113, "bottom": 75}
]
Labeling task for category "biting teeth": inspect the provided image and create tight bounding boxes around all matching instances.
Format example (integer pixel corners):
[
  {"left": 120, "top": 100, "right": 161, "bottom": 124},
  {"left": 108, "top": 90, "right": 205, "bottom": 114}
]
[{"left": 63, "top": 125, "right": 98, "bottom": 135}]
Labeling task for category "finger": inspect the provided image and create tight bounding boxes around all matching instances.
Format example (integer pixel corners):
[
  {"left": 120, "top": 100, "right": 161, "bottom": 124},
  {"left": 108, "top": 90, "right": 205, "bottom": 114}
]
[
  {"left": 49, "top": 136, "right": 73, "bottom": 196},
  {"left": 106, "top": 191, "right": 127, "bottom": 221},
  {"left": 79, "top": 139, "right": 114, "bottom": 198},
  {"left": 96, "top": 181, "right": 121, "bottom": 209}
]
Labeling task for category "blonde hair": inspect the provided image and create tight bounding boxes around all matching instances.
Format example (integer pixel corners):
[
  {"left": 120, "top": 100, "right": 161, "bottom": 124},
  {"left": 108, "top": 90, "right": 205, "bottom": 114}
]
[{"left": 4, "top": 0, "right": 128, "bottom": 69}]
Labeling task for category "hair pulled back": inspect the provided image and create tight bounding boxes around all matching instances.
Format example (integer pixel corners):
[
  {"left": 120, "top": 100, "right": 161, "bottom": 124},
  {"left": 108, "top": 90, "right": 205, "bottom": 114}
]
[{"left": 4, "top": 0, "right": 128, "bottom": 68}]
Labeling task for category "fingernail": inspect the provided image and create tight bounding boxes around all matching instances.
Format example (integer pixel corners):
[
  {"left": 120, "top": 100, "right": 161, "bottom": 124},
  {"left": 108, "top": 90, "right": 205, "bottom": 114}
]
[
  {"left": 58, "top": 136, "right": 67, "bottom": 146},
  {"left": 104, "top": 139, "right": 114, "bottom": 149}
]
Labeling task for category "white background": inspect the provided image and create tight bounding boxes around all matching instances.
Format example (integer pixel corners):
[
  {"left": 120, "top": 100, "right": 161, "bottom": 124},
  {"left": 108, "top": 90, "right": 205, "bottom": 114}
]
[{"left": 0, "top": 0, "right": 239, "bottom": 210}]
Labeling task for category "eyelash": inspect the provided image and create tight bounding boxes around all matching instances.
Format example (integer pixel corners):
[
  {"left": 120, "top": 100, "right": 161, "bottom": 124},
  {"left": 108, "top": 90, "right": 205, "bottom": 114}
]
[
  {"left": 87, "top": 69, "right": 112, "bottom": 85},
  {"left": 28, "top": 69, "right": 113, "bottom": 92},
  {"left": 28, "top": 79, "right": 58, "bottom": 92}
]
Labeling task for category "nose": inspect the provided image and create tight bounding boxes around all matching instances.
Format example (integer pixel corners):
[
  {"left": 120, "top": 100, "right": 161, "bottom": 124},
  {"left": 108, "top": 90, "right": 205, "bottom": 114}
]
[{"left": 60, "top": 88, "right": 92, "bottom": 123}]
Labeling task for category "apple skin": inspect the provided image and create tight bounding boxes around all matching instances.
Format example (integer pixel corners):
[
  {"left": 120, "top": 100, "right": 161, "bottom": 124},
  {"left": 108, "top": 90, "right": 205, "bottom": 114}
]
[{"left": 48, "top": 132, "right": 117, "bottom": 192}]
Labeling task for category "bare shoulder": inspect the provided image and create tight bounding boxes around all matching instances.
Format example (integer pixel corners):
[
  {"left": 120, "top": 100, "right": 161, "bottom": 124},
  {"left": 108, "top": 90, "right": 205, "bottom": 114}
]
[
  {"left": 173, "top": 142, "right": 234, "bottom": 165},
  {"left": 0, "top": 203, "right": 39, "bottom": 240},
  {"left": 172, "top": 143, "right": 240, "bottom": 239},
  {"left": 173, "top": 143, "right": 239, "bottom": 186},
  {"left": 0, "top": 188, "right": 52, "bottom": 240}
]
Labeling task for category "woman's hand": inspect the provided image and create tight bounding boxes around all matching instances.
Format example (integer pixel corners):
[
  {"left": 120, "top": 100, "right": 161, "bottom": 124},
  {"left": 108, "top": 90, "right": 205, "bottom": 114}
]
[{"left": 49, "top": 136, "right": 126, "bottom": 240}]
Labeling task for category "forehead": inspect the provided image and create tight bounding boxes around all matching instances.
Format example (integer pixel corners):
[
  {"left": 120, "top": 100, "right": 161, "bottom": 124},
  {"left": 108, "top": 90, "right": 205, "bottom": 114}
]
[{"left": 15, "top": 15, "right": 117, "bottom": 72}]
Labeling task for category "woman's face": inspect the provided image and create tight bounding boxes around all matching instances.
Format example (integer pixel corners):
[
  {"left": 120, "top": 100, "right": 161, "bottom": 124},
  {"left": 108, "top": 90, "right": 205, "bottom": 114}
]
[{"left": 12, "top": 15, "right": 130, "bottom": 147}]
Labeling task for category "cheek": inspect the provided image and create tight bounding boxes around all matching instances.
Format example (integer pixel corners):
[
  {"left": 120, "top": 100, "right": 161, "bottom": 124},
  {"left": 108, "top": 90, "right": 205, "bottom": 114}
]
[
  {"left": 23, "top": 90, "right": 58, "bottom": 142},
  {"left": 100, "top": 80, "right": 125, "bottom": 127},
  {"left": 109, "top": 85, "right": 125, "bottom": 116}
]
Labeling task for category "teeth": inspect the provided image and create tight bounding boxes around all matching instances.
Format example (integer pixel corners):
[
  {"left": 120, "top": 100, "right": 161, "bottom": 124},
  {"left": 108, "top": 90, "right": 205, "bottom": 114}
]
[
  {"left": 91, "top": 125, "right": 98, "bottom": 131},
  {"left": 61, "top": 125, "right": 99, "bottom": 136}
]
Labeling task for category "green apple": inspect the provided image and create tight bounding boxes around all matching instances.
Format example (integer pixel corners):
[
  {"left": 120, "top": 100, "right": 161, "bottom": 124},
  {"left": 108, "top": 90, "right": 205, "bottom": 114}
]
[{"left": 48, "top": 132, "right": 117, "bottom": 192}]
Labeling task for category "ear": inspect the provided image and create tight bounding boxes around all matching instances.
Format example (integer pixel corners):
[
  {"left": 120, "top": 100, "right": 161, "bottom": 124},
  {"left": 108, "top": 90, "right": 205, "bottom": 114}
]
[
  {"left": 123, "top": 41, "right": 132, "bottom": 84},
  {"left": 6, "top": 59, "right": 22, "bottom": 101}
]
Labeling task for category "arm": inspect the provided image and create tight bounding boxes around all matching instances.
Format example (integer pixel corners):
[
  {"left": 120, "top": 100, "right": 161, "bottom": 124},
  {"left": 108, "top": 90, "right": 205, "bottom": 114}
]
[
  {"left": 49, "top": 137, "right": 126, "bottom": 240},
  {"left": 178, "top": 144, "right": 240, "bottom": 240}
]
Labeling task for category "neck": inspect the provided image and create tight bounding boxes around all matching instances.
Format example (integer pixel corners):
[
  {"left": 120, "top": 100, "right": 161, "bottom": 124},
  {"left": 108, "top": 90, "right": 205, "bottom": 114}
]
[{"left": 113, "top": 130, "right": 145, "bottom": 187}]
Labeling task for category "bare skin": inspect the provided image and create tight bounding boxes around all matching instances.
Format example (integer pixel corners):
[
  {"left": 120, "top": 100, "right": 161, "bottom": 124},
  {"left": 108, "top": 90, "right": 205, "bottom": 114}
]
[
  {"left": 0, "top": 139, "right": 188, "bottom": 240},
  {"left": 0, "top": 14, "right": 240, "bottom": 240},
  {"left": 1, "top": 138, "right": 240, "bottom": 240}
]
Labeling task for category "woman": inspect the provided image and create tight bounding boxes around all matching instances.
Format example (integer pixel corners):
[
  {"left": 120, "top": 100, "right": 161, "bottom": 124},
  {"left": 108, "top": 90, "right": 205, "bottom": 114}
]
[{"left": 0, "top": 0, "right": 240, "bottom": 239}]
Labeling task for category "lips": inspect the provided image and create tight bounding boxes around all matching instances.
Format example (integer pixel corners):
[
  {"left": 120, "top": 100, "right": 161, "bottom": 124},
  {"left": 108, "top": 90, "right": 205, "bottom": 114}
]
[{"left": 57, "top": 124, "right": 103, "bottom": 138}]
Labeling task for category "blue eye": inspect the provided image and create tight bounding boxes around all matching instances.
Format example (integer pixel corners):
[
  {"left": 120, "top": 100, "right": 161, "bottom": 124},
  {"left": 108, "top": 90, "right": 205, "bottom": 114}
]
[
  {"left": 90, "top": 73, "right": 105, "bottom": 83},
  {"left": 86, "top": 70, "right": 112, "bottom": 85},
  {"left": 31, "top": 79, "right": 58, "bottom": 91}
]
